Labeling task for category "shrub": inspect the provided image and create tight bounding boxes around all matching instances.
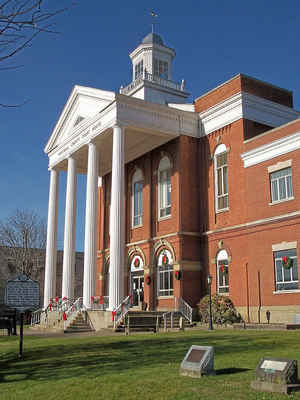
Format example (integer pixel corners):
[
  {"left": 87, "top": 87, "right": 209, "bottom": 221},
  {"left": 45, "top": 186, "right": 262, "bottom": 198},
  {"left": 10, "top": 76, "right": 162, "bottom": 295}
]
[{"left": 199, "top": 294, "right": 242, "bottom": 325}]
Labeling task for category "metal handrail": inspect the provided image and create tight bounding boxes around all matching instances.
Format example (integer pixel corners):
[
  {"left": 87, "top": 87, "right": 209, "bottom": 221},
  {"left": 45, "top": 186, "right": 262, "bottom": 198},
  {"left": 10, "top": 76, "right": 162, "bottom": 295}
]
[
  {"left": 31, "top": 308, "right": 43, "bottom": 326},
  {"left": 175, "top": 297, "right": 193, "bottom": 324},
  {"left": 90, "top": 296, "right": 109, "bottom": 311},
  {"left": 120, "top": 72, "right": 184, "bottom": 95},
  {"left": 113, "top": 296, "right": 131, "bottom": 329},
  {"left": 64, "top": 297, "right": 84, "bottom": 330}
]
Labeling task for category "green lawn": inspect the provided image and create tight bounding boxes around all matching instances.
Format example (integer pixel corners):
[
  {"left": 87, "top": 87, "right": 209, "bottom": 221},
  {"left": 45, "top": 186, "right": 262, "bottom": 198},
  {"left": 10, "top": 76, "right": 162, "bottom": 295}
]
[{"left": 1, "top": 329, "right": 300, "bottom": 399}]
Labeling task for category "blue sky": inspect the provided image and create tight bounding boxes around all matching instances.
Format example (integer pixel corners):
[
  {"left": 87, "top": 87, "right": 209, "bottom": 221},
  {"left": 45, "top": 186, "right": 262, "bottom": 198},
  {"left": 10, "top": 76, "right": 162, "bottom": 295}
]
[{"left": 1, "top": 0, "right": 300, "bottom": 251}]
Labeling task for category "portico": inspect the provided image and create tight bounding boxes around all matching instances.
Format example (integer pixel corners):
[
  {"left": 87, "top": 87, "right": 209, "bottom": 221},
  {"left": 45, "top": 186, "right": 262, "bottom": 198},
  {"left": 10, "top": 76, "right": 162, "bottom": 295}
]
[{"left": 43, "top": 89, "right": 197, "bottom": 311}]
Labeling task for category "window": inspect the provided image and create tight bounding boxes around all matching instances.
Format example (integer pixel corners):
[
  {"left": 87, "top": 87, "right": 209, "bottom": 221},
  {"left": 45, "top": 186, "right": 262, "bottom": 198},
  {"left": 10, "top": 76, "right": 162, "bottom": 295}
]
[
  {"left": 274, "top": 249, "right": 298, "bottom": 291},
  {"left": 158, "top": 157, "right": 171, "bottom": 219},
  {"left": 135, "top": 60, "right": 143, "bottom": 79},
  {"left": 157, "top": 250, "right": 173, "bottom": 297},
  {"left": 154, "top": 58, "right": 168, "bottom": 79},
  {"left": 270, "top": 167, "right": 293, "bottom": 203},
  {"left": 214, "top": 144, "right": 228, "bottom": 211},
  {"left": 217, "top": 250, "right": 229, "bottom": 293},
  {"left": 132, "top": 169, "right": 143, "bottom": 227}
]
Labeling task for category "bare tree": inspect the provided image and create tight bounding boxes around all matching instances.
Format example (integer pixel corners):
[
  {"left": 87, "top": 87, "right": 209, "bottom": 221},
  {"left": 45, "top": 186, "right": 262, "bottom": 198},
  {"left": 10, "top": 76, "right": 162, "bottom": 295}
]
[
  {"left": 0, "top": 0, "right": 73, "bottom": 106},
  {"left": 0, "top": 209, "right": 47, "bottom": 278}
]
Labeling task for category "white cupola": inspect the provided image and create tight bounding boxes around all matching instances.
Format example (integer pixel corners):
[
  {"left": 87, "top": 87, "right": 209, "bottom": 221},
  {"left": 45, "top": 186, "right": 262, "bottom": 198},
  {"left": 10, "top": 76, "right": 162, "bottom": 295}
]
[{"left": 120, "top": 32, "right": 189, "bottom": 105}]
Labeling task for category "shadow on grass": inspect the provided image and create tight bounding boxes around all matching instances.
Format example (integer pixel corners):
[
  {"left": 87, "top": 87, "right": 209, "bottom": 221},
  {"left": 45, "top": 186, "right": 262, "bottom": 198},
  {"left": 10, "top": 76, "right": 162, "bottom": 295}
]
[
  {"left": 0, "top": 330, "right": 298, "bottom": 386},
  {"left": 216, "top": 368, "right": 250, "bottom": 375}
]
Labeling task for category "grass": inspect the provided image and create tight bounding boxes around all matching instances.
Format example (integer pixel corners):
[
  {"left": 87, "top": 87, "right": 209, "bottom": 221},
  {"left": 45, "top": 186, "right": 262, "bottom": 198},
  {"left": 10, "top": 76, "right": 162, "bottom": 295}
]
[{"left": 1, "top": 329, "right": 300, "bottom": 399}]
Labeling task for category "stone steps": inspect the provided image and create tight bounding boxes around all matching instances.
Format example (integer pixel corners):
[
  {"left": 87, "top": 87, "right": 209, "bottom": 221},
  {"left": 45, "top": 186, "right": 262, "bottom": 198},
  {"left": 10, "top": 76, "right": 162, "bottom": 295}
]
[{"left": 64, "top": 312, "right": 94, "bottom": 334}]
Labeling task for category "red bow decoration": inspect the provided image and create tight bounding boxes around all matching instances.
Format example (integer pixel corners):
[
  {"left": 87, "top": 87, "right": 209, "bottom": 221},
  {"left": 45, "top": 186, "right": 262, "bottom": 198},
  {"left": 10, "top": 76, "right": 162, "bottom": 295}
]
[
  {"left": 91, "top": 296, "right": 95, "bottom": 303},
  {"left": 48, "top": 303, "right": 52, "bottom": 311},
  {"left": 112, "top": 311, "right": 116, "bottom": 322},
  {"left": 220, "top": 264, "right": 225, "bottom": 273},
  {"left": 100, "top": 296, "right": 103, "bottom": 305},
  {"left": 134, "top": 258, "right": 140, "bottom": 268},
  {"left": 162, "top": 254, "right": 168, "bottom": 265},
  {"left": 282, "top": 256, "right": 288, "bottom": 264},
  {"left": 175, "top": 270, "right": 181, "bottom": 280},
  {"left": 145, "top": 275, "right": 151, "bottom": 285},
  {"left": 63, "top": 312, "right": 67, "bottom": 321},
  {"left": 55, "top": 297, "right": 59, "bottom": 303}
]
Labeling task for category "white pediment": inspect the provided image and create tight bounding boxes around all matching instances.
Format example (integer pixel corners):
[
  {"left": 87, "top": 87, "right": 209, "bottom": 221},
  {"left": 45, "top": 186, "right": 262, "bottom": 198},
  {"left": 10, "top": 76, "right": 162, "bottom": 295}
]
[{"left": 45, "top": 85, "right": 115, "bottom": 154}]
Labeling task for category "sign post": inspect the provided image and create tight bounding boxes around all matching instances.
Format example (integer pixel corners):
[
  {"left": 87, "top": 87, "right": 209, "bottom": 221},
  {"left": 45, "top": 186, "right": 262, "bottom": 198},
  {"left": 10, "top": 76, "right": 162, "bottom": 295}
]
[{"left": 5, "top": 275, "right": 40, "bottom": 360}]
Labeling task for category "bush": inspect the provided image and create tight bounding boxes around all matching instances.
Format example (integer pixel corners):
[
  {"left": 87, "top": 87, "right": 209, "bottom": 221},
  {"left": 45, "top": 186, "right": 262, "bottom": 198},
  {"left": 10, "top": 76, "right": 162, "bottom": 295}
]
[{"left": 199, "top": 294, "right": 242, "bottom": 325}]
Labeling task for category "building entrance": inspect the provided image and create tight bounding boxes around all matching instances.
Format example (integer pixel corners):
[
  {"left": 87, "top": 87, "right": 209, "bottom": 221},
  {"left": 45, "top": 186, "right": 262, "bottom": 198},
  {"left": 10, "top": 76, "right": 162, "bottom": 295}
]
[{"left": 131, "top": 272, "right": 144, "bottom": 307}]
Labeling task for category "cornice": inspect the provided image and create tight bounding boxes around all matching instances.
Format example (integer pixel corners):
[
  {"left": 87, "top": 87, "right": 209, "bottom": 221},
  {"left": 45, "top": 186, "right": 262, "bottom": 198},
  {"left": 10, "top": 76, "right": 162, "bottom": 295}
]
[
  {"left": 241, "top": 131, "right": 300, "bottom": 168},
  {"left": 199, "top": 92, "right": 299, "bottom": 136}
]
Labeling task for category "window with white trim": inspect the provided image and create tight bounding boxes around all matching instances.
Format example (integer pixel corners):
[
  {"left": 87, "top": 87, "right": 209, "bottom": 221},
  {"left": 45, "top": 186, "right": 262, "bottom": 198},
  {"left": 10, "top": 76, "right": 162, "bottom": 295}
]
[
  {"left": 270, "top": 167, "right": 293, "bottom": 203},
  {"left": 154, "top": 58, "right": 168, "bottom": 79},
  {"left": 158, "top": 156, "right": 171, "bottom": 219},
  {"left": 157, "top": 250, "right": 173, "bottom": 296},
  {"left": 274, "top": 249, "right": 298, "bottom": 291},
  {"left": 217, "top": 250, "right": 229, "bottom": 293},
  {"left": 132, "top": 169, "right": 143, "bottom": 227},
  {"left": 135, "top": 60, "right": 143, "bottom": 79},
  {"left": 214, "top": 145, "right": 228, "bottom": 212}
]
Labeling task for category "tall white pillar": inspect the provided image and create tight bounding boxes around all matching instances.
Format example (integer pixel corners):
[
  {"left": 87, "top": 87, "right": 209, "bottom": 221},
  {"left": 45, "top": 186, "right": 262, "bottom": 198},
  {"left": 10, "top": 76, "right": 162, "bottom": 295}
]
[
  {"left": 83, "top": 142, "right": 99, "bottom": 309},
  {"left": 109, "top": 125, "right": 125, "bottom": 310},
  {"left": 62, "top": 156, "right": 77, "bottom": 300},
  {"left": 44, "top": 168, "right": 59, "bottom": 309}
]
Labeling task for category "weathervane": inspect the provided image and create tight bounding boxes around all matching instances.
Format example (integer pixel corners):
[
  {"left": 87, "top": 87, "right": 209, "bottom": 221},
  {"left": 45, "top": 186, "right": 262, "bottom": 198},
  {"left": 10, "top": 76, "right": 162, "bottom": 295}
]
[{"left": 150, "top": 10, "right": 158, "bottom": 33}]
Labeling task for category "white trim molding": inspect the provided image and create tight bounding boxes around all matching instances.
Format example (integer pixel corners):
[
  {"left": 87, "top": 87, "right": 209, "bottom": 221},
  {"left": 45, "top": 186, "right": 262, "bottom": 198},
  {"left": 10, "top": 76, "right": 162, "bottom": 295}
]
[
  {"left": 272, "top": 241, "right": 297, "bottom": 252},
  {"left": 241, "top": 131, "right": 300, "bottom": 168},
  {"left": 199, "top": 92, "right": 299, "bottom": 136}
]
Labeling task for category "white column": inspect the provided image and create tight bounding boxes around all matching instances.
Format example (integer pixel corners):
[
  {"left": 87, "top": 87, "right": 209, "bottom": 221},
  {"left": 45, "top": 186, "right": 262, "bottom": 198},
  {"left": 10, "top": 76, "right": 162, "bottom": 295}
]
[
  {"left": 109, "top": 125, "right": 125, "bottom": 310},
  {"left": 62, "top": 156, "right": 77, "bottom": 300},
  {"left": 83, "top": 142, "right": 99, "bottom": 309},
  {"left": 43, "top": 168, "right": 59, "bottom": 309}
]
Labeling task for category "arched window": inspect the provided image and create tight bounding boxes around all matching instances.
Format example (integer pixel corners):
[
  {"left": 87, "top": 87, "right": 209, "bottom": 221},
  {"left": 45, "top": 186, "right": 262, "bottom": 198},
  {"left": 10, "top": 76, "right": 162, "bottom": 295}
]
[
  {"left": 158, "top": 156, "right": 171, "bottom": 219},
  {"left": 157, "top": 249, "right": 173, "bottom": 296},
  {"left": 132, "top": 169, "right": 143, "bottom": 227},
  {"left": 214, "top": 144, "right": 228, "bottom": 212},
  {"left": 217, "top": 249, "right": 229, "bottom": 294}
]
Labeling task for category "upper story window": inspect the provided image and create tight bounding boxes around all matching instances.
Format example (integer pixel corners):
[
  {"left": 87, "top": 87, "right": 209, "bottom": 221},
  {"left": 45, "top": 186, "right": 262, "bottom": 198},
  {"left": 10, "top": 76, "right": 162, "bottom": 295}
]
[
  {"left": 270, "top": 167, "right": 293, "bottom": 203},
  {"left": 158, "top": 156, "right": 171, "bottom": 219},
  {"left": 132, "top": 169, "right": 143, "bottom": 227},
  {"left": 135, "top": 60, "right": 143, "bottom": 79},
  {"left": 217, "top": 249, "right": 229, "bottom": 294},
  {"left": 154, "top": 58, "right": 168, "bottom": 79},
  {"left": 274, "top": 249, "right": 298, "bottom": 291},
  {"left": 214, "top": 144, "right": 228, "bottom": 212}
]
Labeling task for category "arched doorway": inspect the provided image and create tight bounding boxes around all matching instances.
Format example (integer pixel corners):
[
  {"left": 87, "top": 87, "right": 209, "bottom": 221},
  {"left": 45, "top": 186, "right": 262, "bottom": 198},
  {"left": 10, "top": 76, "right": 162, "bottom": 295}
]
[{"left": 130, "top": 254, "right": 144, "bottom": 307}]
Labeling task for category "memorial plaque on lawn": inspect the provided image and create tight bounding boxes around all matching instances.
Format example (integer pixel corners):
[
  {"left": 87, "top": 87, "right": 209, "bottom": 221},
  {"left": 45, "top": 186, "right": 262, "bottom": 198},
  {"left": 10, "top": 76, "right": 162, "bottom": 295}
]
[
  {"left": 180, "top": 345, "right": 215, "bottom": 378},
  {"left": 5, "top": 275, "right": 40, "bottom": 311},
  {"left": 251, "top": 357, "right": 300, "bottom": 394}
]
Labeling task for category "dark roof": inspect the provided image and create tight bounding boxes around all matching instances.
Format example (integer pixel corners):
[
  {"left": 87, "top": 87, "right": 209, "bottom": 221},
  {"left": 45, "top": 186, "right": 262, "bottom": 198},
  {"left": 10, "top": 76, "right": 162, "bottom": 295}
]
[{"left": 142, "top": 32, "right": 164, "bottom": 46}]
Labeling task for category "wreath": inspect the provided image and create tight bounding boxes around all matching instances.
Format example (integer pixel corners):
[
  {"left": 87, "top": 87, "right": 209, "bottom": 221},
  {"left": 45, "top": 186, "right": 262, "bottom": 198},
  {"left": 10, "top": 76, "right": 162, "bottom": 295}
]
[
  {"left": 282, "top": 256, "right": 293, "bottom": 269},
  {"left": 145, "top": 275, "right": 151, "bottom": 285},
  {"left": 174, "top": 270, "right": 181, "bottom": 280},
  {"left": 219, "top": 264, "right": 228, "bottom": 273},
  {"left": 134, "top": 257, "right": 140, "bottom": 268},
  {"left": 162, "top": 254, "right": 169, "bottom": 265}
]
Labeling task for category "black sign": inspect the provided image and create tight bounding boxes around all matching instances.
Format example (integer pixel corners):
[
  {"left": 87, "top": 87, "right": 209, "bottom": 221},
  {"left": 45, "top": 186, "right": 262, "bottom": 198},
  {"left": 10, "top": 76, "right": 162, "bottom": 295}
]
[{"left": 5, "top": 275, "right": 40, "bottom": 311}]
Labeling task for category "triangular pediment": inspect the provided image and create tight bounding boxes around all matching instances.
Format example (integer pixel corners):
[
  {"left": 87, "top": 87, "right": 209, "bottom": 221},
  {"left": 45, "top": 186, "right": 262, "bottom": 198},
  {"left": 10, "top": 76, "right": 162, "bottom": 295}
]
[{"left": 45, "top": 85, "right": 115, "bottom": 154}]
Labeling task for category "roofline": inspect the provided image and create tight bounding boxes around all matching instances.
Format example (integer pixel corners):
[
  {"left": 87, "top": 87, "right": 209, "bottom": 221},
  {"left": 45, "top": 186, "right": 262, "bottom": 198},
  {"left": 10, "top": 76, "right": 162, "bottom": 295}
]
[
  {"left": 195, "top": 73, "right": 293, "bottom": 102},
  {"left": 244, "top": 118, "right": 300, "bottom": 144}
]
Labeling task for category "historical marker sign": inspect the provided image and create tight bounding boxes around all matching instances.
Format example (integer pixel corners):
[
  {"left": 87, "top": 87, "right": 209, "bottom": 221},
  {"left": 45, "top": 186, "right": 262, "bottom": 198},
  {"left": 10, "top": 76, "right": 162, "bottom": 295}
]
[
  {"left": 5, "top": 275, "right": 40, "bottom": 311},
  {"left": 251, "top": 357, "right": 300, "bottom": 394},
  {"left": 180, "top": 345, "right": 215, "bottom": 378}
]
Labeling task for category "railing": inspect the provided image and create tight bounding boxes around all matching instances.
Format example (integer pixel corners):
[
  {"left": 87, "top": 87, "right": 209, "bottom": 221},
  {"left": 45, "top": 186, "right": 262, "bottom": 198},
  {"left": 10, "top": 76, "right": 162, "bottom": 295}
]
[
  {"left": 47, "top": 297, "right": 75, "bottom": 312},
  {"left": 64, "top": 297, "right": 84, "bottom": 330},
  {"left": 175, "top": 297, "right": 193, "bottom": 325},
  {"left": 120, "top": 72, "right": 184, "bottom": 95},
  {"left": 31, "top": 308, "right": 43, "bottom": 326},
  {"left": 90, "top": 296, "right": 109, "bottom": 311},
  {"left": 162, "top": 311, "right": 174, "bottom": 331},
  {"left": 113, "top": 296, "right": 131, "bottom": 329}
]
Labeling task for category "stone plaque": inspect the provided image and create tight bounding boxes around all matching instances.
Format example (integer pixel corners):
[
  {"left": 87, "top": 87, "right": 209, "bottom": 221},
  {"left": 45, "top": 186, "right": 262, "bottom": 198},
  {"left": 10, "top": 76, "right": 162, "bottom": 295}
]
[
  {"left": 180, "top": 345, "right": 215, "bottom": 378},
  {"left": 251, "top": 357, "right": 300, "bottom": 394},
  {"left": 5, "top": 275, "right": 40, "bottom": 311}
]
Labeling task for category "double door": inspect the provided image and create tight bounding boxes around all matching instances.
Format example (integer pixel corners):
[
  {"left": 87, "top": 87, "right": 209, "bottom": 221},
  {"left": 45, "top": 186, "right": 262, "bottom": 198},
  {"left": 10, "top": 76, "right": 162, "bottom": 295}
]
[{"left": 131, "top": 272, "right": 144, "bottom": 307}]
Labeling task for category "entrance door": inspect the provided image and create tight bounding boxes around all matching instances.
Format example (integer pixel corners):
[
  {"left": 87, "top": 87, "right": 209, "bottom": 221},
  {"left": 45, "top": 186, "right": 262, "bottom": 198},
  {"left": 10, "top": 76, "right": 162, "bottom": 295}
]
[{"left": 132, "top": 274, "right": 144, "bottom": 307}]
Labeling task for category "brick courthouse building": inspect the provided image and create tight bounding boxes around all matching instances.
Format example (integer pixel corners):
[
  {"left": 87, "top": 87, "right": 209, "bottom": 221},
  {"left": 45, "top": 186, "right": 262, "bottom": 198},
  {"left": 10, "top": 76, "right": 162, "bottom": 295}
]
[{"left": 44, "top": 31, "right": 300, "bottom": 324}]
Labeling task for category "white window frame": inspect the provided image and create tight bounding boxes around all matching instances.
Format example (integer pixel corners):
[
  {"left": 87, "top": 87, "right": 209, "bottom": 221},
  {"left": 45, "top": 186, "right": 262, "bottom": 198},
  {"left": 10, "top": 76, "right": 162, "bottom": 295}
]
[
  {"left": 214, "top": 144, "right": 228, "bottom": 212},
  {"left": 217, "top": 249, "right": 229, "bottom": 294},
  {"left": 132, "top": 169, "right": 143, "bottom": 228},
  {"left": 158, "top": 156, "right": 171, "bottom": 220},
  {"left": 157, "top": 250, "right": 174, "bottom": 297},
  {"left": 154, "top": 58, "right": 168, "bottom": 79},
  {"left": 135, "top": 60, "right": 143, "bottom": 80},
  {"left": 274, "top": 249, "right": 298, "bottom": 292},
  {"left": 269, "top": 167, "right": 293, "bottom": 204}
]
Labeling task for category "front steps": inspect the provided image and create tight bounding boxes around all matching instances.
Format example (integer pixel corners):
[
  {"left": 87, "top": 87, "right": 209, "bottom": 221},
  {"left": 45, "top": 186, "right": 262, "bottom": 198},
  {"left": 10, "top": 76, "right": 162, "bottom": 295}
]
[{"left": 64, "top": 312, "right": 94, "bottom": 334}]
